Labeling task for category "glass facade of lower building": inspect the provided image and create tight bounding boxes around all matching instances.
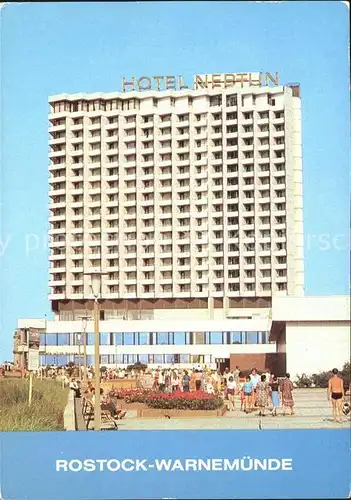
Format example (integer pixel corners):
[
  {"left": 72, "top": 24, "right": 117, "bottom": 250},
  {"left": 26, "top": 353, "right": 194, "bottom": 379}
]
[
  {"left": 40, "top": 331, "right": 271, "bottom": 347},
  {"left": 40, "top": 353, "right": 224, "bottom": 366}
]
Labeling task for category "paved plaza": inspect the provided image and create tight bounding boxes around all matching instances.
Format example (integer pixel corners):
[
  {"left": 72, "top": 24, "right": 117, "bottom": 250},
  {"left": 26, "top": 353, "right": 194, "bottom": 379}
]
[{"left": 115, "top": 389, "right": 350, "bottom": 431}]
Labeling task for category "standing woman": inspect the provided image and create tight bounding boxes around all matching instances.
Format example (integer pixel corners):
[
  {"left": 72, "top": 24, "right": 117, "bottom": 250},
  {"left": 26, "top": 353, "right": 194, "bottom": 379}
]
[
  {"left": 256, "top": 374, "right": 270, "bottom": 416},
  {"left": 189, "top": 369, "right": 196, "bottom": 392},
  {"left": 171, "top": 371, "right": 179, "bottom": 392},
  {"left": 226, "top": 375, "right": 237, "bottom": 411},
  {"left": 280, "top": 373, "right": 295, "bottom": 416},
  {"left": 270, "top": 375, "right": 280, "bottom": 416}
]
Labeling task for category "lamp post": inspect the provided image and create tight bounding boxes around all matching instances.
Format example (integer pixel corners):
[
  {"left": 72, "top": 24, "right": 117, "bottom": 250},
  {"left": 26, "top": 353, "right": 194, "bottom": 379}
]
[
  {"left": 79, "top": 315, "right": 90, "bottom": 385},
  {"left": 77, "top": 333, "right": 82, "bottom": 380},
  {"left": 84, "top": 270, "right": 107, "bottom": 431}
]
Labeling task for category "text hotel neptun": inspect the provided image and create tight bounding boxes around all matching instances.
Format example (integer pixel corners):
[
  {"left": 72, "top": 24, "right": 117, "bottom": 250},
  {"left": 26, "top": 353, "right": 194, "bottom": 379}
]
[{"left": 121, "top": 72, "right": 280, "bottom": 92}]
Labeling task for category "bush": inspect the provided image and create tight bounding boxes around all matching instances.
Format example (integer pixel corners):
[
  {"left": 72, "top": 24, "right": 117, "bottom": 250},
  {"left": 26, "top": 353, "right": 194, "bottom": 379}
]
[
  {"left": 340, "top": 361, "right": 350, "bottom": 391},
  {"left": 311, "top": 371, "right": 330, "bottom": 388},
  {"left": 295, "top": 362, "right": 350, "bottom": 390},
  {"left": 0, "top": 378, "right": 68, "bottom": 431},
  {"left": 111, "top": 388, "right": 223, "bottom": 410},
  {"left": 146, "top": 391, "right": 223, "bottom": 410},
  {"left": 126, "top": 362, "right": 147, "bottom": 372},
  {"left": 295, "top": 373, "right": 313, "bottom": 388}
]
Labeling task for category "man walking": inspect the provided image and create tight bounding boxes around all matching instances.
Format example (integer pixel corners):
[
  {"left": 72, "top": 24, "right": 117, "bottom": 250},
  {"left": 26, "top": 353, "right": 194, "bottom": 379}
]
[{"left": 328, "top": 368, "right": 344, "bottom": 423}]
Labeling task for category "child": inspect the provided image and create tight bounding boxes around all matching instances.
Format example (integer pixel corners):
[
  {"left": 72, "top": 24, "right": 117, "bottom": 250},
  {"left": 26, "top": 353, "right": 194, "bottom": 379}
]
[
  {"left": 239, "top": 380, "right": 245, "bottom": 411},
  {"left": 243, "top": 375, "right": 254, "bottom": 414}
]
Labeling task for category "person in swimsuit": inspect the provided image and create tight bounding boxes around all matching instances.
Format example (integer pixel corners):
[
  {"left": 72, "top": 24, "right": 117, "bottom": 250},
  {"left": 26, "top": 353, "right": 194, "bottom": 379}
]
[{"left": 328, "top": 368, "right": 344, "bottom": 423}]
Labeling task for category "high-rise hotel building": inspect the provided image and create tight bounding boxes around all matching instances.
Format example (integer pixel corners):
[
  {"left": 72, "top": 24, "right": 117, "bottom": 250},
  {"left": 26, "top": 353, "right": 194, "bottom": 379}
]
[
  {"left": 15, "top": 74, "right": 350, "bottom": 375},
  {"left": 48, "top": 73, "right": 304, "bottom": 323}
]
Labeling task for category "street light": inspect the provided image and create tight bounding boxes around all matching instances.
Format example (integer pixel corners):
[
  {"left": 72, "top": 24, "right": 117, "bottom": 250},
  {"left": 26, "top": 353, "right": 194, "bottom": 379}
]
[
  {"left": 78, "top": 315, "right": 90, "bottom": 385},
  {"left": 76, "top": 333, "right": 82, "bottom": 380},
  {"left": 84, "top": 270, "right": 107, "bottom": 431}
]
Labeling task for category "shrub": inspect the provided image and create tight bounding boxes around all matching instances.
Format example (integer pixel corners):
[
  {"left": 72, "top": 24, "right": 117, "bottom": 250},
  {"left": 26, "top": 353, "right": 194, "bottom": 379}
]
[
  {"left": 340, "top": 361, "right": 350, "bottom": 391},
  {"left": 0, "top": 378, "right": 68, "bottom": 431},
  {"left": 126, "top": 362, "right": 147, "bottom": 372},
  {"left": 295, "top": 362, "right": 350, "bottom": 390},
  {"left": 111, "top": 388, "right": 223, "bottom": 410},
  {"left": 311, "top": 371, "right": 330, "bottom": 388},
  {"left": 295, "top": 373, "right": 313, "bottom": 388}
]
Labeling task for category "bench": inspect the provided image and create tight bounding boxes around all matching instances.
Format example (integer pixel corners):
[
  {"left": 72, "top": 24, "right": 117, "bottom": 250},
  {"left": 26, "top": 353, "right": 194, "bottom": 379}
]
[{"left": 81, "top": 397, "right": 118, "bottom": 431}]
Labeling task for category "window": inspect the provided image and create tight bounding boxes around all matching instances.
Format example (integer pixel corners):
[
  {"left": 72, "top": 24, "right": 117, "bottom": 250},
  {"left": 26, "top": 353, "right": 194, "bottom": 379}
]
[
  {"left": 100, "top": 332, "right": 110, "bottom": 345},
  {"left": 124, "top": 333, "right": 134, "bottom": 345},
  {"left": 138, "top": 354, "right": 148, "bottom": 364},
  {"left": 153, "top": 354, "right": 163, "bottom": 364},
  {"left": 173, "top": 332, "right": 186, "bottom": 345},
  {"left": 210, "top": 332, "right": 223, "bottom": 344},
  {"left": 180, "top": 354, "right": 190, "bottom": 363},
  {"left": 57, "top": 333, "right": 69, "bottom": 346},
  {"left": 230, "top": 332, "right": 242, "bottom": 344},
  {"left": 45, "top": 333, "right": 57, "bottom": 346},
  {"left": 138, "top": 332, "right": 149, "bottom": 345},
  {"left": 247, "top": 332, "right": 259, "bottom": 344},
  {"left": 100, "top": 355, "right": 109, "bottom": 365},
  {"left": 157, "top": 332, "right": 169, "bottom": 345},
  {"left": 87, "top": 333, "right": 95, "bottom": 346}
]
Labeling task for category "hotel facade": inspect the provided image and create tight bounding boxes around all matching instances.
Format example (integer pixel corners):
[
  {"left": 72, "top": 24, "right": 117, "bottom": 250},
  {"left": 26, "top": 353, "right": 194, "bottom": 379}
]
[{"left": 13, "top": 73, "right": 350, "bottom": 378}]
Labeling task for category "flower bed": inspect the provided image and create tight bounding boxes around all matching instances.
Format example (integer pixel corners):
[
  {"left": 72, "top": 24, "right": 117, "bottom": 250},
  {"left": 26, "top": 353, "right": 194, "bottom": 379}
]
[{"left": 110, "top": 388, "right": 223, "bottom": 411}]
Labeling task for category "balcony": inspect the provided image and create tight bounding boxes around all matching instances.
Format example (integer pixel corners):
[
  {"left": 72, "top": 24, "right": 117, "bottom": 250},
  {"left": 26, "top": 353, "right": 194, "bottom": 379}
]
[
  {"left": 105, "top": 121, "right": 119, "bottom": 130},
  {"left": 71, "top": 123, "right": 84, "bottom": 131},
  {"left": 49, "top": 214, "right": 66, "bottom": 223},
  {"left": 105, "top": 134, "right": 118, "bottom": 142},
  {"left": 257, "top": 117, "right": 269, "bottom": 125},
  {"left": 71, "top": 188, "right": 84, "bottom": 196},
  {"left": 49, "top": 253, "right": 66, "bottom": 260},
  {"left": 49, "top": 136, "right": 66, "bottom": 146},
  {"left": 275, "top": 263, "right": 287, "bottom": 270},
  {"left": 48, "top": 292, "right": 66, "bottom": 300},
  {"left": 49, "top": 124, "right": 66, "bottom": 133},
  {"left": 88, "top": 174, "right": 101, "bottom": 183},
  {"left": 48, "top": 278, "right": 66, "bottom": 287},
  {"left": 256, "top": 130, "right": 270, "bottom": 139},
  {"left": 49, "top": 266, "right": 66, "bottom": 274},
  {"left": 49, "top": 201, "right": 66, "bottom": 210},
  {"left": 48, "top": 227, "right": 66, "bottom": 235},
  {"left": 140, "top": 199, "right": 154, "bottom": 207},
  {"left": 106, "top": 187, "right": 119, "bottom": 195},
  {"left": 194, "top": 157, "right": 208, "bottom": 167},
  {"left": 71, "top": 214, "right": 84, "bottom": 222},
  {"left": 87, "top": 122, "right": 101, "bottom": 131},
  {"left": 272, "top": 116, "right": 285, "bottom": 125},
  {"left": 49, "top": 150, "right": 66, "bottom": 159},
  {"left": 49, "top": 240, "right": 66, "bottom": 249}
]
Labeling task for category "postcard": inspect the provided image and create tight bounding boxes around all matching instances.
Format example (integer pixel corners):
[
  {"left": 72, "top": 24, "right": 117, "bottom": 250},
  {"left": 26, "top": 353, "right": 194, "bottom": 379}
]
[{"left": 0, "top": 1, "right": 350, "bottom": 499}]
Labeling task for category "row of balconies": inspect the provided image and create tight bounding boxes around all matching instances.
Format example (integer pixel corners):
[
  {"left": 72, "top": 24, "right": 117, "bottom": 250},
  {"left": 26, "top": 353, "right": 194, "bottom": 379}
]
[
  {"left": 48, "top": 182, "right": 286, "bottom": 198},
  {"left": 48, "top": 275, "right": 288, "bottom": 289},
  {"left": 48, "top": 114, "right": 284, "bottom": 131}
]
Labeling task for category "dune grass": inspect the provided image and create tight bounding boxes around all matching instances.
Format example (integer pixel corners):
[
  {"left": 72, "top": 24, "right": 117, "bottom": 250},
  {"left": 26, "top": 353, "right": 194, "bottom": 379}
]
[{"left": 0, "top": 378, "right": 68, "bottom": 431}]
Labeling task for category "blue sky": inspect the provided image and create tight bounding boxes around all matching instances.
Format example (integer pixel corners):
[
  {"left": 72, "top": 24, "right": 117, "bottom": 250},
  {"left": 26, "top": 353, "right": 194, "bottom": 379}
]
[{"left": 0, "top": 2, "right": 349, "bottom": 362}]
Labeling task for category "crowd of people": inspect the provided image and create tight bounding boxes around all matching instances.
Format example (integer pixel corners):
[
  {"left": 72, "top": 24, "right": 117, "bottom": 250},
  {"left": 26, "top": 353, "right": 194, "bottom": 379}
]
[
  {"left": 64, "top": 365, "right": 295, "bottom": 417},
  {"left": 3, "top": 361, "right": 348, "bottom": 422},
  {"left": 140, "top": 365, "right": 296, "bottom": 417}
]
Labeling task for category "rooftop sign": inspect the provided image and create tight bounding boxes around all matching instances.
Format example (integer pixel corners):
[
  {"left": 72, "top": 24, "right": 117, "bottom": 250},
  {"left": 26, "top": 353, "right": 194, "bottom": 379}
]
[{"left": 122, "top": 72, "right": 279, "bottom": 92}]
